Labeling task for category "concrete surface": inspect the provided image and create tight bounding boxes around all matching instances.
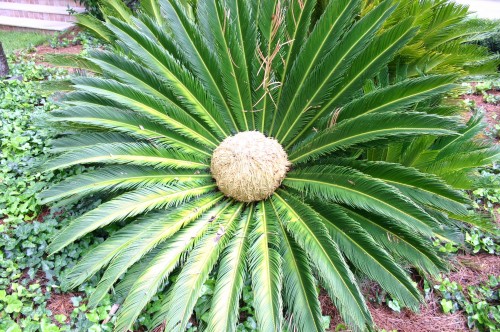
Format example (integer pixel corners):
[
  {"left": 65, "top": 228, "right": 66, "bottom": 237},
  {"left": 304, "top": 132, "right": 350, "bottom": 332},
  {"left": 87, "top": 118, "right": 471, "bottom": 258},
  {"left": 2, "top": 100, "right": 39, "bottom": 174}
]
[{"left": 453, "top": 0, "right": 500, "bottom": 20}]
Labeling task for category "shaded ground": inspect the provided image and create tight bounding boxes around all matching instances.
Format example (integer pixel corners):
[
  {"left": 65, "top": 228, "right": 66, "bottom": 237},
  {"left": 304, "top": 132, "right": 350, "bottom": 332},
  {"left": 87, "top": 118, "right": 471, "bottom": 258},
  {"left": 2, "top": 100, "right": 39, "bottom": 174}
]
[
  {"left": 47, "top": 292, "right": 83, "bottom": 324},
  {"left": 462, "top": 85, "right": 500, "bottom": 142},
  {"left": 321, "top": 254, "right": 500, "bottom": 331}
]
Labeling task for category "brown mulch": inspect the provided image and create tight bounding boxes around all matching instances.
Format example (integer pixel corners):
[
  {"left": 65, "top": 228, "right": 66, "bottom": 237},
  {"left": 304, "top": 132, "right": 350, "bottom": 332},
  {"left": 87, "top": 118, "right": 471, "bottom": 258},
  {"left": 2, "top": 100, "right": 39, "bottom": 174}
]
[
  {"left": 368, "top": 297, "right": 468, "bottom": 332},
  {"left": 320, "top": 288, "right": 344, "bottom": 329},
  {"left": 47, "top": 292, "right": 83, "bottom": 324},
  {"left": 462, "top": 85, "right": 500, "bottom": 143},
  {"left": 319, "top": 253, "right": 500, "bottom": 331},
  {"left": 321, "top": 284, "right": 468, "bottom": 332},
  {"left": 12, "top": 27, "right": 84, "bottom": 69},
  {"left": 35, "top": 44, "right": 83, "bottom": 57},
  {"left": 31, "top": 44, "right": 83, "bottom": 71}
]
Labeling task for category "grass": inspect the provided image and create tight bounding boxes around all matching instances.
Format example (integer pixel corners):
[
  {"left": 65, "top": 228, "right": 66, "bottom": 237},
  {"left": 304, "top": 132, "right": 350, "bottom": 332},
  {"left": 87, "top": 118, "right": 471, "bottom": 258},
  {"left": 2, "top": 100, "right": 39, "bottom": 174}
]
[{"left": 0, "top": 30, "right": 49, "bottom": 54}]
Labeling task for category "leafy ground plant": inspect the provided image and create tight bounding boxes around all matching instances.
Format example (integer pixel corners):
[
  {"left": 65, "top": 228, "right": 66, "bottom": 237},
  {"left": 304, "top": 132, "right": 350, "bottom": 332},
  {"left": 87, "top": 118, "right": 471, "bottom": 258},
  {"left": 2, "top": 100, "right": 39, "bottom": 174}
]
[
  {"left": 0, "top": 52, "right": 114, "bottom": 332},
  {"left": 40, "top": 0, "right": 498, "bottom": 331},
  {"left": 433, "top": 275, "right": 500, "bottom": 331},
  {"left": 0, "top": 56, "right": 67, "bottom": 225}
]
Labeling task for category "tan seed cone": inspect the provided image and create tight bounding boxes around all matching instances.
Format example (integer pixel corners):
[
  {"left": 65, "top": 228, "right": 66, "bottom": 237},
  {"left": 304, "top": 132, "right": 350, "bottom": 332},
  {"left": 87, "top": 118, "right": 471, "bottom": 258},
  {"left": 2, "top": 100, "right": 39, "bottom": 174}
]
[{"left": 211, "top": 131, "right": 290, "bottom": 202}]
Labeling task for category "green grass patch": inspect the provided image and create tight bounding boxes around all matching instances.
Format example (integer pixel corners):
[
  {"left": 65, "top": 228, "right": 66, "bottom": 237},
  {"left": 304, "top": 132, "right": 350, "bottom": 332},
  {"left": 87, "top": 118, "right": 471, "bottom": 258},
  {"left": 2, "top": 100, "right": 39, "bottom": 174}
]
[{"left": 0, "top": 30, "right": 50, "bottom": 54}]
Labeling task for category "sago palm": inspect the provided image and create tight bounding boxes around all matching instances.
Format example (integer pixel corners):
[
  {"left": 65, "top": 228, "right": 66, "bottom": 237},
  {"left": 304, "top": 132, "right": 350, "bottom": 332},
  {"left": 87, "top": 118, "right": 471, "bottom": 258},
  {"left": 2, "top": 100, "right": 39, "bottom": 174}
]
[
  {"left": 361, "top": 0, "right": 500, "bottom": 77},
  {"left": 41, "top": 0, "right": 496, "bottom": 331}
]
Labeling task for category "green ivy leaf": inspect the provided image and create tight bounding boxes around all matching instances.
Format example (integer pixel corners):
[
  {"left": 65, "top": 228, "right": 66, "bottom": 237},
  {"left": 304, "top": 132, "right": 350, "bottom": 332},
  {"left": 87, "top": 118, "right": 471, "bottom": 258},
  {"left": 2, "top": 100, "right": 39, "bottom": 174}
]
[
  {"left": 5, "top": 297, "right": 23, "bottom": 313},
  {"left": 441, "top": 299, "right": 454, "bottom": 314}
]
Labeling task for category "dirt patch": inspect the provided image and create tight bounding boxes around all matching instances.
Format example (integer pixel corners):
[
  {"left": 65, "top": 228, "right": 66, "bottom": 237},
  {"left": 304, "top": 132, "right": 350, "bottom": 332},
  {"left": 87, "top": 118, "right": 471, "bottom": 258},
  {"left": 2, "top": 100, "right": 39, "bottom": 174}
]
[
  {"left": 36, "top": 44, "right": 83, "bottom": 57},
  {"left": 47, "top": 292, "right": 83, "bottom": 323},
  {"left": 449, "top": 254, "right": 500, "bottom": 286},
  {"left": 462, "top": 86, "right": 500, "bottom": 142},
  {"left": 12, "top": 26, "right": 84, "bottom": 69},
  {"left": 369, "top": 297, "right": 468, "bottom": 332},
  {"left": 320, "top": 288, "right": 344, "bottom": 329},
  {"left": 320, "top": 253, "right": 500, "bottom": 331}
]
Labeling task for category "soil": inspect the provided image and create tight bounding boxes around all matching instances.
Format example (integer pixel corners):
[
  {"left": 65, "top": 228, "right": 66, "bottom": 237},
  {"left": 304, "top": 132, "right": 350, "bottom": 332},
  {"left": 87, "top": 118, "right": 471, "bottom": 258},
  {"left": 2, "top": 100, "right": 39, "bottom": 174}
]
[
  {"left": 365, "top": 254, "right": 500, "bottom": 332},
  {"left": 13, "top": 27, "right": 84, "bottom": 69},
  {"left": 47, "top": 292, "right": 84, "bottom": 324},
  {"left": 461, "top": 84, "right": 500, "bottom": 142}
]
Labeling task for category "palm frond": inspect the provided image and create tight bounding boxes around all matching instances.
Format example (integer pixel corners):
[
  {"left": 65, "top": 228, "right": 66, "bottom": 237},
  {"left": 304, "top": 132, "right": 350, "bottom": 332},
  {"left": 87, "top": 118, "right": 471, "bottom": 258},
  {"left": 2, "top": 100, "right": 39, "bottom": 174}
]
[
  {"left": 50, "top": 105, "right": 213, "bottom": 155},
  {"left": 310, "top": 200, "right": 422, "bottom": 309},
  {"left": 114, "top": 201, "right": 238, "bottom": 332},
  {"left": 334, "top": 74, "right": 456, "bottom": 122},
  {"left": 47, "top": 183, "right": 216, "bottom": 254},
  {"left": 107, "top": 17, "right": 231, "bottom": 138},
  {"left": 336, "top": 159, "right": 470, "bottom": 216},
  {"left": 196, "top": 0, "right": 252, "bottom": 131},
  {"left": 87, "top": 50, "right": 220, "bottom": 146},
  {"left": 284, "top": 166, "right": 438, "bottom": 236},
  {"left": 206, "top": 205, "right": 253, "bottom": 332},
  {"left": 40, "top": 166, "right": 210, "bottom": 205},
  {"left": 341, "top": 206, "right": 444, "bottom": 274},
  {"left": 222, "top": 0, "right": 258, "bottom": 129},
  {"left": 288, "top": 112, "right": 460, "bottom": 164},
  {"left": 161, "top": 203, "right": 244, "bottom": 332},
  {"left": 274, "top": 0, "right": 392, "bottom": 141},
  {"left": 141, "top": 0, "right": 164, "bottom": 24},
  {"left": 270, "top": 200, "right": 324, "bottom": 332},
  {"left": 64, "top": 194, "right": 222, "bottom": 294},
  {"left": 247, "top": 201, "right": 283, "bottom": 332},
  {"left": 161, "top": 0, "right": 239, "bottom": 132},
  {"left": 75, "top": 13, "right": 113, "bottom": 42},
  {"left": 282, "top": 18, "right": 416, "bottom": 147},
  {"left": 272, "top": 190, "right": 372, "bottom": 330},
  {"left": 43, "top": 143, "right": 208, "bottom": 171}
]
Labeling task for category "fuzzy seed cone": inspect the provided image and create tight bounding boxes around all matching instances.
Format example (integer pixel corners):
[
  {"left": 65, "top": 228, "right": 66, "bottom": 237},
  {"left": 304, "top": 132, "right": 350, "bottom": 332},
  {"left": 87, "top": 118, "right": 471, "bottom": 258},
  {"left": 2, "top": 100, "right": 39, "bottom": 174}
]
[{"left": 211, "top": 131, "right": 290, "bottom": 202}]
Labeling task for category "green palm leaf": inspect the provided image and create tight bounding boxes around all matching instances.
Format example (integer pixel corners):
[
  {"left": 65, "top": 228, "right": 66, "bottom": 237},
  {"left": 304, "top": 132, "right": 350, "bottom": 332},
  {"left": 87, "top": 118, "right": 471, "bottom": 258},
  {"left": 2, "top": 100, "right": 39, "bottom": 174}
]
[
  {"left": 336, "top": 159, "right": 470, "bottom": 215},
  {"left": 40, "top": 166, "right": 211, "bottom": 204},
  {"left": 50, "top": 105, "right": 213, "bottom": 155},
  {"left": 48, "top": 183, "right": 216, "bottom": 254},
  {"left": 272, "top": 190, "right": 372, "bottom": 330},
  {"left": 248, "top": 201, "right": 283, "bottom": 332},
  {"left": 288, "top": 112, "right": 460, "bottom": 163},
  {"left": 274, "top": 0, "right": 393, "bottom": 141},
  {"left": 115, "top": 201, "right": 236, "bottom": 331},
  {"left": 333, "top": 74, "right": 456, "bottom": 123},
  {"left": 270, "top": 201, "right": 325, "bottom": 332},
  {"left": 206, "top": 205, "right": 253, "bottom": 332},
  {"left": 161, "top": 0, "right": 239, "bottom": 132},
  {"left": 341, "top": 206, "right": 445, "bottom": 274},
  {"left": 44, "top": 143, "right": 208, "bottom": 171},
  {"left": 310, "top": 200, "right": 422, "bottom": 309},
  {"left": 162, "top": 203, "right": 244, "bottom": 332},
  {"left": 284, "top": 166, "right": 438, "bottom": 236}
]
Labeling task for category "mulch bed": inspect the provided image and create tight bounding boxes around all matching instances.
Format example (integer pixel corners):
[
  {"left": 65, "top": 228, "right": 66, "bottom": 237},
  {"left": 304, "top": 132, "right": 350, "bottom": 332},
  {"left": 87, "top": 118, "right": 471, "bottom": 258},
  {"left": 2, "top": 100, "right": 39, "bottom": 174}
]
[
  {"left": 320, "top": 253, "right": 500, "bottom": 331},
  {"left": 462, "top": 85, "right": 500, "bottom": 144},
  {"left": 47, "top": 292, "right": 83, "bottom": 324}
]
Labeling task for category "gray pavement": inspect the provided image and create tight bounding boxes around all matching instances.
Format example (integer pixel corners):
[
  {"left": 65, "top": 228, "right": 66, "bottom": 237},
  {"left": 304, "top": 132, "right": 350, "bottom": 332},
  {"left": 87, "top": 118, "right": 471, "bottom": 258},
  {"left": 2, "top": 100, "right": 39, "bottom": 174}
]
[{"left": 452, "top": 0, "right": 500, "bottom": 20}]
